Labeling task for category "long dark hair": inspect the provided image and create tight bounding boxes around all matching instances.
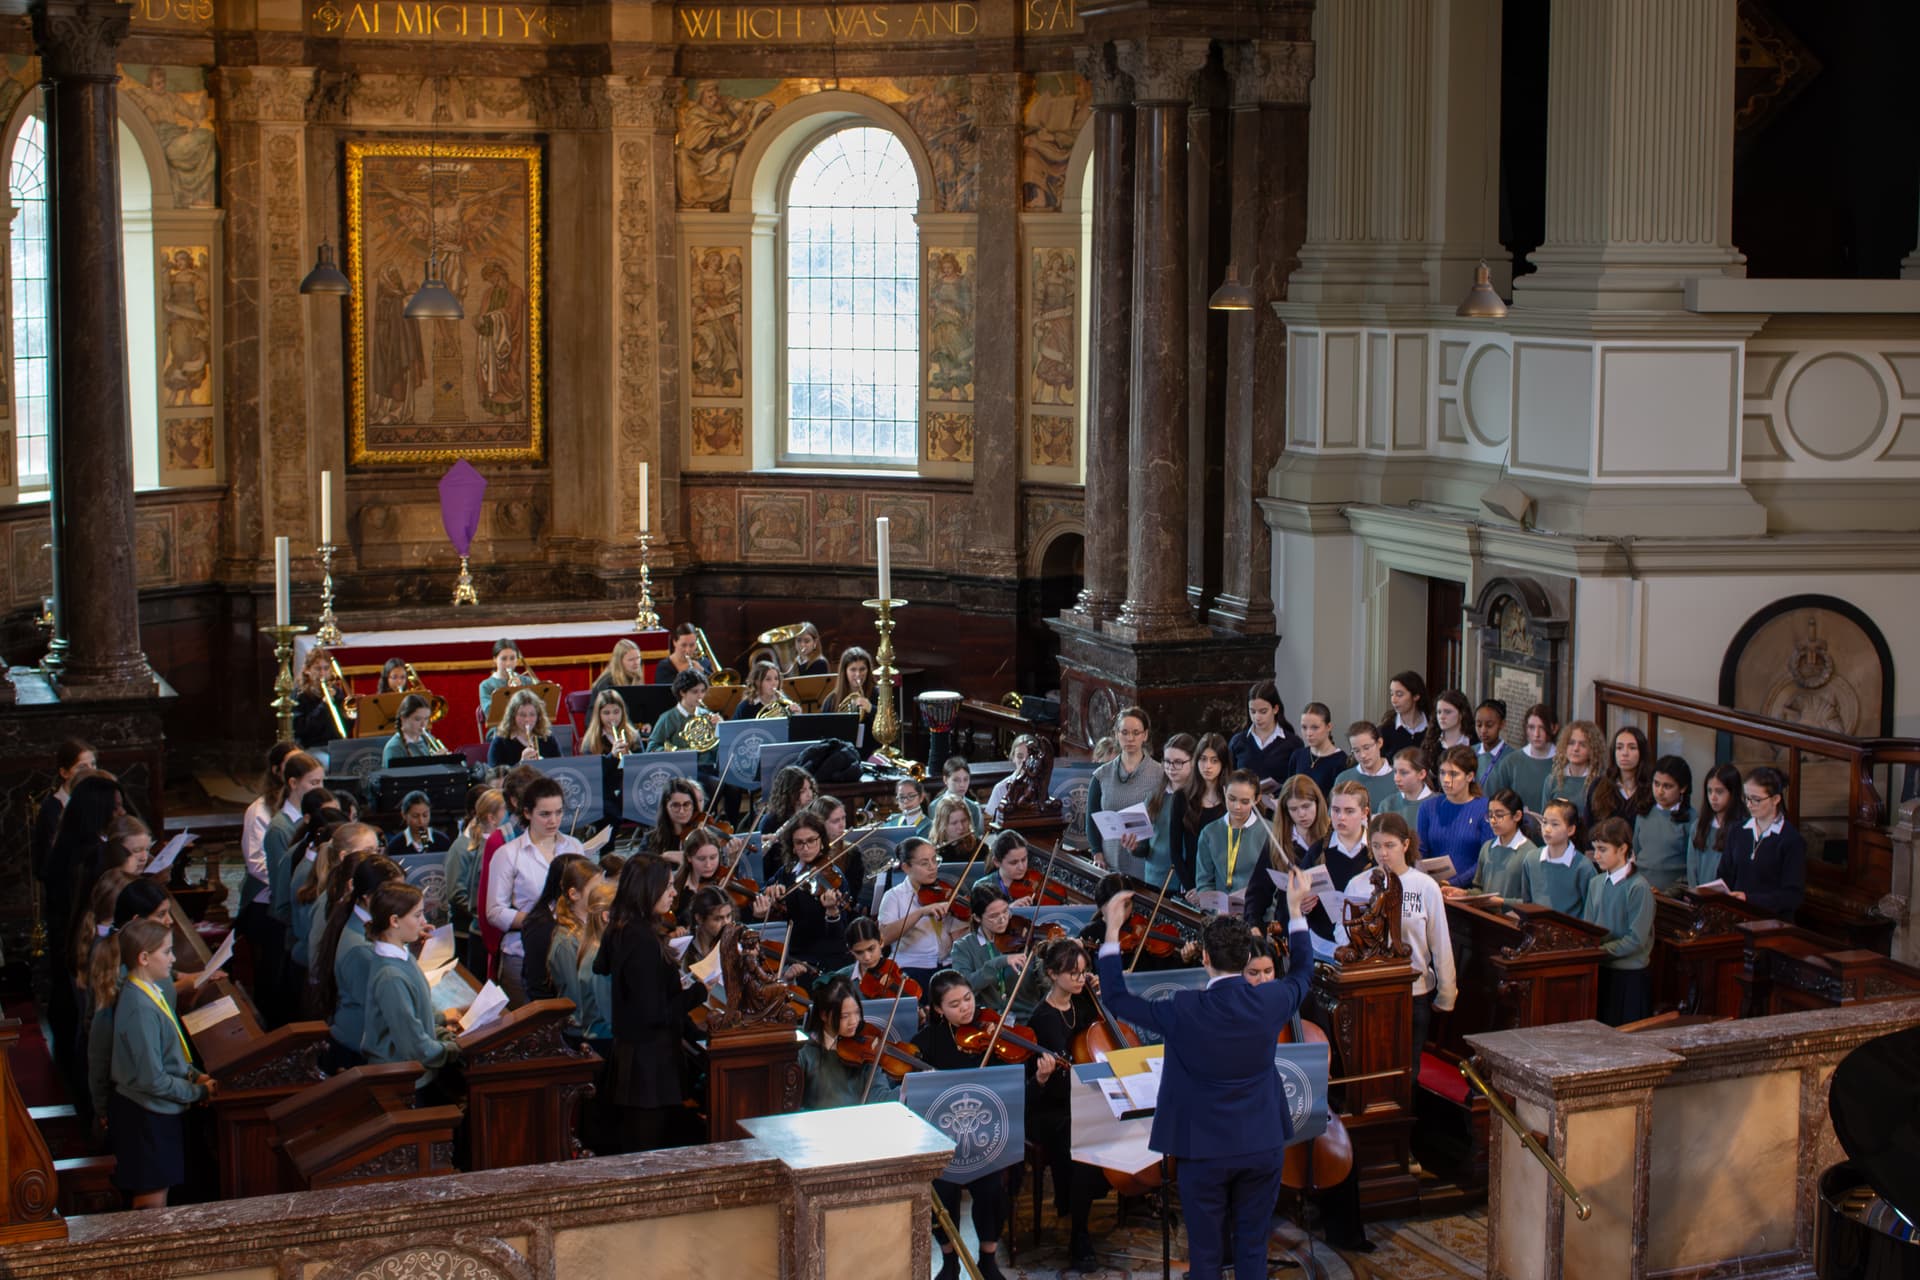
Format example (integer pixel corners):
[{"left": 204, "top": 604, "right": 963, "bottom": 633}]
[
  {"left": 1183, "top": 732, "right": 1231, "bottom": 834},
  {"left": 1692, "top": 763, "right": 1746, "bottom": 852},
  {"left": 314, "top": 855, "right": 403, "bottom": 1015},
  {"left": 1651, "top": 755, "right": 1694, "bottom": 826},
  {"left": 1244, "top": 681, "right": 1297, "bottom": 740},
  {"left": 604, "top": 855, "right": 676, "bottom": 966},
  {"left": 532, "top": 852, "right": 592, "bottom": 928},
  {"left": 1380, "top": 670, "right": 1429, "bottom": 733},
  {"left": 1589, "top": 726, "right": 1654, "bottom": 826},
  {"left": 807, "top": 974, "right": 862, "bottom": 1042},
  {"left": 1421, "top": 688, "right": 1474, "bottom": 769}
]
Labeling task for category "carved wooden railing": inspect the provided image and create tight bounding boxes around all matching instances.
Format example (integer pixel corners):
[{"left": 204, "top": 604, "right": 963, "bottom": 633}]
[{"left": 1594, "top": 680, "right": 1920, "bottom": 950}]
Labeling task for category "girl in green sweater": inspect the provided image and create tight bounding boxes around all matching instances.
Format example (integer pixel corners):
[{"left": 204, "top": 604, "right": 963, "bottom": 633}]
[
  {"left": 947, "top": 881, "right": 1032, "bottom": 1018},
  {"left": 1519, "top": 798, "right": 1597, "bottom": 915},
  {"left": 1452, "top": 788, "right": 1535, "bottom": 900},
  {"left": 546, "top": 857, "right": 602, "bottom": 1029},
  {"left": 1539, "top": 720, "right": 1598, "bottom": 826},
  {"left": 1633, "top": 757, "right": 1694, "bottom": 893},
  {"left": 108, "top": 918, "right": 214, "bottom": 1208},
  {"left": 360, "top": 883, "right": 461, "bottom": 1084},
  {"left": 1581, "top": 817, "right": 1655, "bottom": 1026}
]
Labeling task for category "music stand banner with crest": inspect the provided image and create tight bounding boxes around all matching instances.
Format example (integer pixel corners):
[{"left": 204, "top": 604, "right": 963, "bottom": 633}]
[
  {"left": 622, "top": 751, "right": 699, "bottom": 825},
  {"left": 899, "top": 1064, "right": 1027, "bottom": 1182},
  {"left": 718, "top": 718, "right": 788, "bottom": 792},
  {"left": 530, "top": 755, "right": 613, "bottom": 829}
]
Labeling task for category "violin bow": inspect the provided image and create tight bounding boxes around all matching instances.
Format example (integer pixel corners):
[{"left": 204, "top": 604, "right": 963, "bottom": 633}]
[
  {"left": 973, "top": 895, "right": 1062, "bottom": 1070},
  {"left": 1028, "top": 834, "right": 1063, "bottom": 906},
  {"left": 860, "top": 962, "right": 917, "bottom": 1103},
  {"left": 942, "top": 833, "right": 992, "bottom": 913},
  {"left": 1127, "top": 865, "right": 1179, "bottom": 974}
]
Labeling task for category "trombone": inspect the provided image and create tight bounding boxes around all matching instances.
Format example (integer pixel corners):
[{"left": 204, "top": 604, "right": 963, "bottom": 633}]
[
  {"left": 320, "top": 652, "right": 357, "bottom": 739},
  {"left": 402, "top": 662, "right": 451, "bottom": 723}
]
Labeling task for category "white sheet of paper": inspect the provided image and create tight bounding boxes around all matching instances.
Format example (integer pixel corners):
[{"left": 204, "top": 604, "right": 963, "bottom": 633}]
[
  {"left": 582, "top": 825, "right": 613, "bottom": 853},
  {"left": 195, "top": 930, "right": 236, "bottom": 987},
  {"left": 181, "top": 995, "right": 239, "bottom": 1036},
  {"left": 418, "top": 924, "right": 455, "bottom": 974},
  {"left": 1091, "top": 804, "right": 1156, "bottom": 842},
  {"left": 689, "top": 945, "right": 722, "bottom": 986},
  {"left": 146, "top": 832, "right": 196, "bottom": 876},
  {"left": 1191, "top": 889, "right": 1230, "bottom": 916},
  {"left": 1097, "top": 1077, "right": 1134, "bottom": 1119},
  {"left": 458, "top": 980, "right": 510, "bottom": 1033},
  {"left": 669, "top": 935, "right": 694, "bottom": 957},
  {"left": 1418, "top": 856, "right": 1456, "bottom": 881},
  {"left": 1695, "top": 879, "right": 1729, "bottom": 894},
  {"left": 1117, "top": 1066, "right": 1162, "bottom": 1112},
  {"left": 1271, "top": 865, "right": 1334, "bottom": 898}
]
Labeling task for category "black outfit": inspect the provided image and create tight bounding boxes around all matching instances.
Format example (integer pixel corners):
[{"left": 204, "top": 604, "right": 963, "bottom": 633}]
[
  {"left": 1026, "top": 993, "right": 1109, "bottom": 1254},
  {"left": 1720, "top": 819, "right": 1808, "bottom": 918},
  {"left": 1376, "top": 718, "right": 1424, "bottom": 764},
  {"left": 1581, "top": 779, "right": 1652, "bottom": 836},
  {"left": 766, "top": 857, "right": 861, "bottom": 973},
  {"left": 1228, "top": 727, "right": 1302, "bottom": 791},
  {"left": 292, "top": 691, "right": 336, "bottom": 748},
  {"left": 522, "top": 908, "right": 559, "bottom": 1001},
  {"left": 788, "top": 658, "right": 830, "bottom": 677},
  {"left": 384, "top": 828, "right": 452, "bottom": 860},
  {"left": 1305, "top": 840, "right": 1373, "bottom": 950},
  {"left": 1173, "top": 794, "right": 1226, "bottom": 895},
  {"left": 30, "top": 793, "right": 63, "bottom": 894},
  {"left": 914, "top": 1019, "right": 1009, "bottom": 1254},
  {"left": 1246, "top": 838, "right": 1324, "bottom": 932},
  {"left": 1287, "top": 747, "right": 1350, "bottom": 800},
  {"left": 486, "top": 733, "right": 562, "bottom": 768},
  {"left": 44, "top": 829, "right": 104, "bottom": 1083},
  {"left": 594, "top": 922, "right": 708, "bottom": 1151}
]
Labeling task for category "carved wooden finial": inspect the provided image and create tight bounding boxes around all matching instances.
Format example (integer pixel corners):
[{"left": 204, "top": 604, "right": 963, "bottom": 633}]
[
  {"left": 1333, "top": 865, "right": 1411, "bottom": 966},
  {"left": 709, "top": 924, "right": 802, "bottom": 1033}
]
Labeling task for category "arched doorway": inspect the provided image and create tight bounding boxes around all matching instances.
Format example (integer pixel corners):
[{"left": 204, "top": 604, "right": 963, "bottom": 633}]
[{"left": 1021, "top": 530, "right": 1084, "bottom": 697}]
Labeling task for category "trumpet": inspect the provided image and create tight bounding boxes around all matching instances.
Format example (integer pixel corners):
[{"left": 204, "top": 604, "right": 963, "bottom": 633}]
[{"left": 421, "top": 729, "right": 449, "bottom": 756}]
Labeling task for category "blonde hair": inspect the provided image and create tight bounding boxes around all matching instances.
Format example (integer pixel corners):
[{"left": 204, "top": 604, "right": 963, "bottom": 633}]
[
  {"left": 581, "top": 690, "right": 640, "bottom": 755},
  {"left": 601, "top": 639, "right": 643, "bottom": 689},
  {"left": 1551, "top": 720, "right": 1601, "bottom": 789},
  {"left": 928, "top": 793, "right": 974, "bottom": 843},
  {"left": 1276, "top": 774, "right": 1331, "bottom": 849},
  {"left": 467, "top": 789, "right": 507, "bottom": 842},
  {"left": 496, "top": 687, "right": 553, "bottom": 739},
  {"left": 1329, "top": 779, "right": 1374, "bottom": 813},
  {"left": 553, "top": 862, "right": 602, "bottom": 937},
  {"left": 75, "top": 869, "right": 135, "bottom": 981},
  {"left": 580, "top": 879, "right": 617, "bottom": 957}
]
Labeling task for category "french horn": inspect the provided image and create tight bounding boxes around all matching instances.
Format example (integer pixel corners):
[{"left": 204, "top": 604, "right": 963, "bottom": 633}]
[
  {"left": 755, "top": 691, "right": 800, "bottom": 719},
  {"left": 674, "top": 708, "right": 722, "bottom": 753}
]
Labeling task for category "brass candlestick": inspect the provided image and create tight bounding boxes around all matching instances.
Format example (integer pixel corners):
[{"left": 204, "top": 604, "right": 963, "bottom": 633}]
[
  {"left": 863, "top": 596, "right": 907, "bottom": 765},
  {"left": 260, "top": 623, "right": 308, "bottom": 744},
  {"left": 452, "top": 555, "right": 479, "bottom": 606},
  {"left": 315, "top": 542, "right": 344, "bottom": 645},
  {"left": 633, "top": 532, "right": 660, "bottom": 631}
]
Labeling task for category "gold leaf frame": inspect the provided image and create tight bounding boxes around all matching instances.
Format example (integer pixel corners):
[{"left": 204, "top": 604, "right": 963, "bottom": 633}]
[{"left": 345, "top": 139, "right": 545, "bottom": 465}]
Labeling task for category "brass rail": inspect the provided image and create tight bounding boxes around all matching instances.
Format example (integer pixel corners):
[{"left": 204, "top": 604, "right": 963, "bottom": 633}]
[
  {"left": 928, "top": 1187, "right": 986, "bottom": 1280},
  {"left": 1459, "top": 1058, "right": 1592, "bottom": 1221}
]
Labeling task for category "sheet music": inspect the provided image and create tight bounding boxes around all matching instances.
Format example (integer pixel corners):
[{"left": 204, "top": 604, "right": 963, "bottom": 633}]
[
  {"left": 195, "top": 930, "right": 236, "bottom": 986},
  {"left": 1694, "top": 879, "right": 1729, "bottom": 894},
  {"left": 418, "top": 924, "right": 456, "bottom": 979},
  {"left": 1191, "top": 889, "right": 1230, "bottom": 916},
  {"left": 1271, "top": 865, "right": 1333, "bottom": 898},
  {"left": 1091, "top": 804, "right": 1155, "bottom": 842},
  {"left": 582, "top": 825, "right": 613, "bottom": 853},
  {"left": 458, "top": 981, "right": 510, "bottom": 1033},
  {"left": 1418, "top": 856, "right": 1456, "bottom": 881},
  {"left": 181, "top": 995, "right": 239, "bottom": 1036},
  {"left": 146, "top": 832, "right": 196, "bottom": 876}
]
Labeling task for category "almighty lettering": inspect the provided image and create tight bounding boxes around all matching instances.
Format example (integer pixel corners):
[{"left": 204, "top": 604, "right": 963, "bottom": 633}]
[{"left": 307, "top": 1, "right": 575, "bottom": 42}]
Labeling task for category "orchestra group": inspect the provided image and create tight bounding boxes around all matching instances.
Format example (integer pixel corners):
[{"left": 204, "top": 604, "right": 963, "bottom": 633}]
[{"left": 28, "top": 635, "right": 1811, "bottom": 1275}]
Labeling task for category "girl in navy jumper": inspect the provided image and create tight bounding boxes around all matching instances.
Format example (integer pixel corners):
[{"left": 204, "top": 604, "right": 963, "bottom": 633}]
[
  {"left": 1584, "top": 726, "right": 1654, "bottom": 836},
  {"left": 1376, "top": 670, "right": 1431, "bottom": 762},
  {"left": 1717, "top": 767, "right": 1807, "bottom": 918},
  {"left": 1417, "top": 745, "right": 1490, "bottom": 889},
  {"left": 1247, "top": 774, "right": 1329, "bottom": 932},
  {"left": 1228, "top": 680, "right": 1300, "bottom": 801},
  {"left": 1286, "top": 702, "right": 1350, "bottom": 798}
]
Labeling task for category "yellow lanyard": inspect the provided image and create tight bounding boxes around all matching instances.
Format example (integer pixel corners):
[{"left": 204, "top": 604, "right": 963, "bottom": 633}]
[
  {"left": 1225, "top": 822, "right": 1244, "bottom": 886},
  {"left": 130, "top": 977, "right": 192, "bottom": 1064}
]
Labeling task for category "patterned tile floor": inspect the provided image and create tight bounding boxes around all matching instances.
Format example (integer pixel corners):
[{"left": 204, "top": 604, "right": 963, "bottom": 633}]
[{"left": 941, "top": 1192, "right": 1489, "bottom": 1279}]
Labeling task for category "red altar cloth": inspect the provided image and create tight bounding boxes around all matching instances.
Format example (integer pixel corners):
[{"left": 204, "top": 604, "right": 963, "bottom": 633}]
[{"left": 308, "top": 622, "right": 668, "bottom": 746}]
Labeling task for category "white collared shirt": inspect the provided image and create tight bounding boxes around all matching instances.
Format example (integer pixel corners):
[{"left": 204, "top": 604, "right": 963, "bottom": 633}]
[
  {"left": 1524, "top": 743, "right": 1555, "bottom": 760},
  {"left": 1540, "top": 844, "right": 1578, "bottom": 867},
  {"left": 1250, "top": 724, "right": 1280, "bottom": 751},
  {"left": 1499, "top": 829, "right": 1530, "bottom": 851},
  {"left": 242, "top": 797, "right": 272, "bottom": 904},
  {"left": 1744, "top": 815, "right": 1785, "bottom": 841},
  {"left": 1395, "top": 713, "right": 1429, "bottom": 736},
  {"left": 354, "top": 904, "right": 372, "bottom": 924},
  {"left": 487, "top": 831, "right": 585, "bottom": 956},
  {"left": 1407, "top": 786, "right": 1435, "bottom": 804},
  {"left": 1356, "top": 760, "right": 1392, "bottom": 777},
  {"left": 371, "top": 940, "right": 408, "bottom": 961},
  {"left": 1607, "top": 863, "right": 1632, "bottom": 885},
  {"left": 1328, "top": 834, "right": 1369, "bottom": 860}
]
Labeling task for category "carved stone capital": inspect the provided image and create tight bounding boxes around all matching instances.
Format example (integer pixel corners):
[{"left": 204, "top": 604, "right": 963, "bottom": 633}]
[
  {"left": 529, "top": 75, "right": 608, "bottom": 131},
  {"left": 1227, "top": 39, "right": 1315, "bottom": 108},
  {"left": 213, "top": 65, "right": 319, "bottom": 124},
  {"left": 971, "top": 72, "right": 1021, "bottom": 129},
  {"left": 1113, "top": 36, "right": 1212, "bottom": 105},
  {"left": 608, "top": 76, "right": 679, "bottom": 132},
  {"left": 32, "top": 1, "right": 131, "bottom": 83},
  {"left": 1074, "top": 43, "right": 1135, "bottom": 108}
]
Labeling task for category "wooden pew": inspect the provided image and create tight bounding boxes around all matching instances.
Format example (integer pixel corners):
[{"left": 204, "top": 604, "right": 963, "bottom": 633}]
[
  {"left": 0, "top": 1021, "right": 64, "bottom": 1244},
  {"left": 266, "top": 1062, "right": 460, "bottom": 1190},
  {"left": 1651, "top": 888, "right": 1786, "bottom": 1017},
  {"left": 1417, "top": 898, "right": 1607, "bottom": 1200},
  {"left": 455, "top": 998, "right": 599, "bottom": 1170},
  {"left": 164, "top": 894, "right": 333, "bottom": 1197},
  {"left": 1738, "top": 919, "right": 1920, "bottom": 1016}
]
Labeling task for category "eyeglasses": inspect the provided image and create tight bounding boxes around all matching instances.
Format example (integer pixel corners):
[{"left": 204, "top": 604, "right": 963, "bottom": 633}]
[{"left": 1743, "top": 792, "right": 1770, "bottom": 806}]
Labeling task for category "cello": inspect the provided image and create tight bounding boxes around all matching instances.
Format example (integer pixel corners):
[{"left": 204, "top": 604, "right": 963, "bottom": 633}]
[
  {"left": 1277, "top": 1011, "right": 1355, "bottom": 1194},
  {"left": 1072, "top": 979, "right": 1164, "bottom": 1196}
]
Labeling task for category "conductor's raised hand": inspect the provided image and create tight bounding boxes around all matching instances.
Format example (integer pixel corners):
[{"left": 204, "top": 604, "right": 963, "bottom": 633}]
[
  {"left": 1283, "top": 868, "right": 1314, "bottom": 920},
  {"left": 1100, "top": 889, "right": 1135, "bottom": 940}
]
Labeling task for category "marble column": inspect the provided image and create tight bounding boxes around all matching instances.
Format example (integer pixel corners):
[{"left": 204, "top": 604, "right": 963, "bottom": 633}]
[
  {"left": 965, "top": 72, "right": 1022, "bottom": 578},
  {"left": 1517, "top": 0, "right": 1743, "bottom": 310},
  {"left": 1108, "top": 36, "right": 1211, "bottom": 644},
  {"left": 1185, "top": 55, "right": 1229, "bottom": 618},
  {"left": 33, "top": 0, "right": 152, "bottom": 697},
  {"left": 1062, "top": 45, "right": 1133, "bottom": 628},
  {"left": 1212, "top": 40, "right": 1313, "bottom": 634}
]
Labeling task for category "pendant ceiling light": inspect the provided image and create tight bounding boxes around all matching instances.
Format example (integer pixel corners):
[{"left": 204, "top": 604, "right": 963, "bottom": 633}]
[
  {"left": 300, "top": 151, "right": 349, "bottom": 295},
  {"left": 1208, "top": 262, "right": 1254, "bottom": 311},
  {"left": 1455, "top": 259, "right": 1508, "bottom": 319},
  {"left": 405, "top": 50, "right": 462, "bottom": 320}
]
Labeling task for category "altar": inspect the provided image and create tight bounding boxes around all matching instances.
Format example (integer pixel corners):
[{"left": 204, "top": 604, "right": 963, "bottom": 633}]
[{"left": 296, "top": 620, "right": 667, "bottom": 746}]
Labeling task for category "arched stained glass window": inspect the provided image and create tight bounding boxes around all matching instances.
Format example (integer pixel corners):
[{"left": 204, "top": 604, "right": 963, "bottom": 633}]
[
  {"left": 9, "top": 114, "right": 49, "bottom": 487},
  {"left": 782, "top": 126, "right": 919, "bottom": 465}
]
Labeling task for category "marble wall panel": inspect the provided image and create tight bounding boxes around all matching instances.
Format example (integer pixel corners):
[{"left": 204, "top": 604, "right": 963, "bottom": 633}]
[
  {"left": 553, "top": 1206, "right": 779, "bottom": 1280},
  {"left": 824, "top": 1201, "right": 915, "bottom": 1280},
  {"left": 1561, "top": 1104, "right": 1640, "bottom": 1280},
  {"left": 1646, "top": 1071, "right": 1799, "bottom": 1271}
]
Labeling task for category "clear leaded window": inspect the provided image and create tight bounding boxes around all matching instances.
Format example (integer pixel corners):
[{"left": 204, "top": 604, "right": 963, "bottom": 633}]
[
  {"left": 9, "top": 113, "right": 49, "bottom": 487},
  {"left": 782, "top": 125, "right": 919, "bottom": 465}
]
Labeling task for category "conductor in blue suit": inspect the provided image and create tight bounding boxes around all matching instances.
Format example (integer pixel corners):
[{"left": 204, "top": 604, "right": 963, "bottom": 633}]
[{"left": 1096, "top": 869, "right": 1314, "bottom": 1280}]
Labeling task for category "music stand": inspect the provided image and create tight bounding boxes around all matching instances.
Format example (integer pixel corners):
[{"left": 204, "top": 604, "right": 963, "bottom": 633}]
[
  {"left": 790, "top": 712, "right": 858, "bottom": 746},
  {"left": 615, "top": 685, "right": 678, "bottom": 731},
  {"left": 717, "top": 717, "right": 790, "bottom": 792}
]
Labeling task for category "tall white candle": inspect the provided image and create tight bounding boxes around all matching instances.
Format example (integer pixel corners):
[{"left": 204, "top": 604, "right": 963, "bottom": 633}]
[
  {"left": 320, "top": 470, "right": 333, "bottom": 544},
  {"left": 274, "top": 536, "right": 291, "bottom": 627},
  {"left": 876, "top": 516, "right": 891, "bottom": 601},
  {"left": 639, "top": 462, "right": 649, "bottom": 533}
]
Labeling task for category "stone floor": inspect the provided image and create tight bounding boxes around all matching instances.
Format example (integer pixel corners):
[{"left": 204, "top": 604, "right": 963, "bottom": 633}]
[{"left": 944, "top": 1191, "right": 1489, "bottom": 1279}]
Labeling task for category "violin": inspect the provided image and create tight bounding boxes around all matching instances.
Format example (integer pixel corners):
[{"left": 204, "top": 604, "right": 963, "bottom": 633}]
[
  {"left": 834, "top": 1023, "right": 934, "bottom": 1081},
  {"left": 1003, "top": 868, "right": 1069, "bottom": 906},
  {"left": 857, "top": 957, "right": 922, "bottom": 1001},
  {"left": 917, "top": 882, "right": 970, "bottom": 923},
  {"left": 994, "top": 914, "right": 1067, "bottom": 955},
  {"left": 947, "top": 1008, "right": 1067, "bottom": 1067},
  {"left": 1115, "top": 912, "right": 1184, "bottom": 960},
  {"left": 691, "top": 809, "right": 736, "bottom": 837}
]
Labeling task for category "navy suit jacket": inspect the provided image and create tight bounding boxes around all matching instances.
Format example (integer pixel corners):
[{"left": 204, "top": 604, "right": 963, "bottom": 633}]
[{"left": 1096, "top": 922, "right": 1314, "bottom": 1162}]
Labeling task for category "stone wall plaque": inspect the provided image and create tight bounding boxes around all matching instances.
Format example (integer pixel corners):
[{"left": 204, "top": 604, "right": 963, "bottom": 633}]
[{"left": 1473, "top": 574, "right": 1570, "bottom": 746}]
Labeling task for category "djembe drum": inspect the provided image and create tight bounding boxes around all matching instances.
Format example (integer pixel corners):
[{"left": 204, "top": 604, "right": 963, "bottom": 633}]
[{"left": 917, "top": 690, "right": 963, "bottom": 776}]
